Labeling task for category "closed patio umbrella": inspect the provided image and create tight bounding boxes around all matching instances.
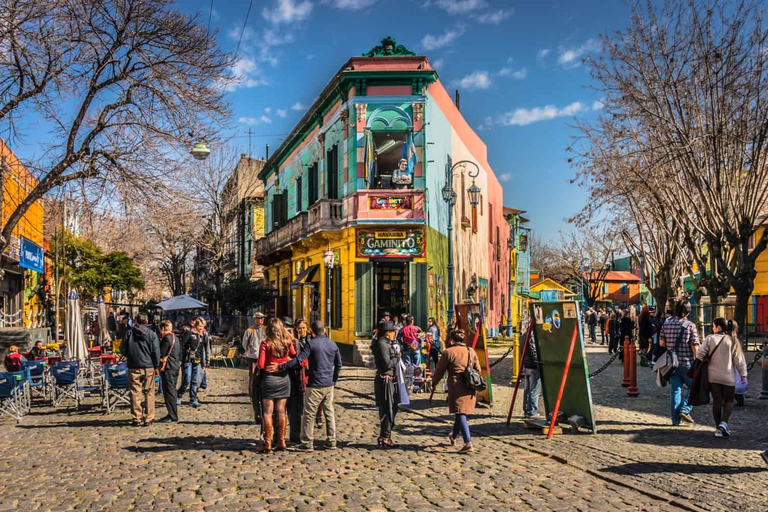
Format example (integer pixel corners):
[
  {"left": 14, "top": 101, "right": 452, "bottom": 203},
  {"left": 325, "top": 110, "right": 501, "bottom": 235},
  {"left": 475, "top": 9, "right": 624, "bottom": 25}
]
[
  {"left": 97, "top": 300, "right": 111, "bottom": 345},
  {"left": 67, "top": 293, "right": 88, "bottom": 363}
]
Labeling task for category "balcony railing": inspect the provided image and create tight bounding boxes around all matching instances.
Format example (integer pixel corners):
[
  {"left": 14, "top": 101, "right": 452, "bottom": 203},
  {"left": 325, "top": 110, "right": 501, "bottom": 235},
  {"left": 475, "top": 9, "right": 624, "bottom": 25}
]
[{"left": 256, "top": 191, "right": 425, "bottom": 260}]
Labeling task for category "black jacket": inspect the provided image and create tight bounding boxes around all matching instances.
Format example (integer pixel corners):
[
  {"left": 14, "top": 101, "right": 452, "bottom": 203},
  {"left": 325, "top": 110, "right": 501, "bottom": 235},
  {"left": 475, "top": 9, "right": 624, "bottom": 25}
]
[
  {"left": 181, "top": 329, "right": 210, "bottom": 365},
  {"left": 159, "top": 332, "right": 181, "bottom": 372},
  {"left": 371, "top": 335, "right": 398, "bottom": 377},
  {"left": 120, "top": 325, "right": 160, "bottom": 369},
  {"left": 619, "top": 317, "right": 635, "bottom": 339},
  {"left": 107, "top": 315, "right": 117, "bottom": 332},
  {"left": 281, "top": 334, "right": 342, "bottom": 388},
  {"left": 523, "top": 330, "right": 538, "bottom": 369}
]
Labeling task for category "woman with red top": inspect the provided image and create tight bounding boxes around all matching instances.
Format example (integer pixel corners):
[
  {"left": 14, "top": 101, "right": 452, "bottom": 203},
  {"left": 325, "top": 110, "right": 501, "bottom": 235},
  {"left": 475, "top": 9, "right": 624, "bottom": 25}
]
[{"left": 258, "top": 318, "right": 296, "bottom": 452}]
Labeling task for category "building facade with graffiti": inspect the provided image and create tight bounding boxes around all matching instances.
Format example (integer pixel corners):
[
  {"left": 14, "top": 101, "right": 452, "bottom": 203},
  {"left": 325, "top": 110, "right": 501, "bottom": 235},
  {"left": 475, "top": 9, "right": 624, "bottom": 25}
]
[{"left": 255, "top": 38, "right": 510, "bottom": 353}]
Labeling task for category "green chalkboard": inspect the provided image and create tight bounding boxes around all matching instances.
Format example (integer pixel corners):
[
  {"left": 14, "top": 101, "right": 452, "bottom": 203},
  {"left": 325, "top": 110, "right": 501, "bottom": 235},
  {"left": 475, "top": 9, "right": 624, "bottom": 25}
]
[{"left": 531, "top": 301, "right": 596, "bottom": 433}]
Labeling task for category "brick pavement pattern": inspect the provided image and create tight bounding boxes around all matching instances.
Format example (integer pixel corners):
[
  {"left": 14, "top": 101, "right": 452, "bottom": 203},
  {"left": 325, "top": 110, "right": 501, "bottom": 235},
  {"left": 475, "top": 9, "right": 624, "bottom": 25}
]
[{"left": 0, "top": 346, "right": 766, "bottom": 511}]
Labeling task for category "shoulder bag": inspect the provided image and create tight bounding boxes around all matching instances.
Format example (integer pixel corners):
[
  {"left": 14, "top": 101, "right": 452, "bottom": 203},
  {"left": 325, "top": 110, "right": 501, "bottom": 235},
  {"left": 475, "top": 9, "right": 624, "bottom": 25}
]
[
  {"left": 463, "top": 347, "right": 486, "bottom": 391},
  {"left": 159, "top": 334, "right": 176, "bottom": 372},
  {"left": 687, "top": 336, "right": 724, "bottom": 407}
]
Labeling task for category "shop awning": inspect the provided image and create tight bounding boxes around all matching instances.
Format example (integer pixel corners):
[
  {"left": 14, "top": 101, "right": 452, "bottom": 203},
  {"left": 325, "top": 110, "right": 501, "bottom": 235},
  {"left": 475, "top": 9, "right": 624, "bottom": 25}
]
[{"left": 291, "top": 264, "right": 319, "bottom": 290}]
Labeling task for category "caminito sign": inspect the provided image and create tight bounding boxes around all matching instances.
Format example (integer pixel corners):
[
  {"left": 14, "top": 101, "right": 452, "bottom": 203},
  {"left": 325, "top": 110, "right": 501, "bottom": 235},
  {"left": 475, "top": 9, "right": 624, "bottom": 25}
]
[{"left": 356, "top": 228, "right": 426, "bottom": 258}]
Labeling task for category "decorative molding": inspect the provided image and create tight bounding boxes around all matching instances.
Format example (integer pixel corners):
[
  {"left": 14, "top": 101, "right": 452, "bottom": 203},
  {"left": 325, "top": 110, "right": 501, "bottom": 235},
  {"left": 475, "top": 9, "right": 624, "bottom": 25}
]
[
  {"left": 355, "top": 103, "right": 368, "bottom": 124},
  {"left": 363, "top": 36, "right": 416, "bottom": 57}
]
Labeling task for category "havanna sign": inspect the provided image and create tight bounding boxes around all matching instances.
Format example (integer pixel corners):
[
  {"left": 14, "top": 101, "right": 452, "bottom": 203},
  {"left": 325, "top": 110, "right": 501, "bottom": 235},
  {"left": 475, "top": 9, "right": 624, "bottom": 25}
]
[{"left": 356, "top": 228, "right": 425, "bottom": 258}]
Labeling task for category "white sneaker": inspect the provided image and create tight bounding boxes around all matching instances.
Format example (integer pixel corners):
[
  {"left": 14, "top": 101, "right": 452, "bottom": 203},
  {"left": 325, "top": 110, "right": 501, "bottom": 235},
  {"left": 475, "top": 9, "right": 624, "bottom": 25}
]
[
  {"left": 714, "top": 428, "right": 723, "bottom": 438},
  {"left": 719, "top": 422, "right": 731, "bottom": 437}
]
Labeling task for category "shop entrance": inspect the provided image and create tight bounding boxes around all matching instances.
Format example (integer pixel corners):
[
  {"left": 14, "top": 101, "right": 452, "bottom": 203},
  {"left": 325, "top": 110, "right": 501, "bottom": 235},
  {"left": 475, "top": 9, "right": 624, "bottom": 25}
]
[{"left": 374, "top": 261, "right": 409, "bottom": 323}]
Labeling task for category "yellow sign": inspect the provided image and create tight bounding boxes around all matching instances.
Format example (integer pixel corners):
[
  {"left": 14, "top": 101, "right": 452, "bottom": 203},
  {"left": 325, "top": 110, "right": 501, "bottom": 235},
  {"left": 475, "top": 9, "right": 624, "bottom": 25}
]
[{"left": 375, "top": 231, "right": 405, "bottom": 239}]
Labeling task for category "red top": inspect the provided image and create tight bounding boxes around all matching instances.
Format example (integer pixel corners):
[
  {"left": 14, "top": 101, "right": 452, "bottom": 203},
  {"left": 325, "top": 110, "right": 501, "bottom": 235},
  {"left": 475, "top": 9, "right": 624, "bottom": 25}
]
[
  {"left": 258, "top": 339, "right": 297, "bottom": 370},
  {"left": 4, "top": 353, "right": 23, "bottom": 372}
]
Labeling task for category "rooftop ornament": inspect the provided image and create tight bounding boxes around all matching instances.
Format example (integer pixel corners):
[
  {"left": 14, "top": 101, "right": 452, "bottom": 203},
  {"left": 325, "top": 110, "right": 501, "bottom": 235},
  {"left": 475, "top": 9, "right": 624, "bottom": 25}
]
[{"left": 363, "top": 36, "right": 416, "bottom": 57}]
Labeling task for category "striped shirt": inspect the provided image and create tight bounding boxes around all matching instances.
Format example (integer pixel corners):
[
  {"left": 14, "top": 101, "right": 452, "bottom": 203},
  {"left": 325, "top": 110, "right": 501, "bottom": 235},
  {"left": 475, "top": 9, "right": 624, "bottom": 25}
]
[{"left": 660, "top": 317, "right": 700, "bottom": 366}]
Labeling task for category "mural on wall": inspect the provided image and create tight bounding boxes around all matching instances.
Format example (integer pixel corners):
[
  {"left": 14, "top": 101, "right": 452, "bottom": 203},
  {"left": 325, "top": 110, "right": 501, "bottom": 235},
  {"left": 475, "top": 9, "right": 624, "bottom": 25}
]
[
  {"left": 356, "top": 228, "right": 426, "bottom": 258},
  {"left": 478, "top": 278, "right": 489, "bottom": 316}
]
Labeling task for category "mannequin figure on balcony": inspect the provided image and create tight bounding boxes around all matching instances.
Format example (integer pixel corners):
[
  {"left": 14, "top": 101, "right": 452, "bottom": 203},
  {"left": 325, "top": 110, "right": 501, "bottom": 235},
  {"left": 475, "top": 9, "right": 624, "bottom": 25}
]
[{"left": 392, "top": 159, "right": 411, "bottom": 189}]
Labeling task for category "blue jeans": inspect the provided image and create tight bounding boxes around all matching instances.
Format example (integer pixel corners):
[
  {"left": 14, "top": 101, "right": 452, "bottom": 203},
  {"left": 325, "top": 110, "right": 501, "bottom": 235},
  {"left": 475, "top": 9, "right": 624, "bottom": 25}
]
[
  {"left": 589, "top": 324, "right": 596, "bottom": 343},
  {"left": 402, "top": 347, "right": 421, "bottom": 366},
  {"left": 523, "top": 368, "right": 541, "bottom": 416},
  {"left": 452, "top": 414, "right": 471, "bottom": 444},
  {"left": 670, "top": 364, "right": 693, "bottom": 425},
  {"left": 200, "top": 368, "right": 207, "bottom": 390},
  {"left": 178, "top": 362, "right": 202, "bottom": 403}
]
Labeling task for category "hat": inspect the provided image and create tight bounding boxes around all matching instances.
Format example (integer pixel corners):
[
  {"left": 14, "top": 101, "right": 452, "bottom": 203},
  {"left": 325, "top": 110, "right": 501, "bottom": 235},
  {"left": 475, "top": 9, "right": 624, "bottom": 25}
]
[
  {"left": 253, "top": 312, "right": 265, "bottom": 318},
  {"left": 377, "top": 320, "right": 395, "bottom": 332},
  {"left": 382, "top": 311, "right": 391, "bottom": 317},
  {"left": 281, "top": 316, "right": 294, "bottom": 328}
]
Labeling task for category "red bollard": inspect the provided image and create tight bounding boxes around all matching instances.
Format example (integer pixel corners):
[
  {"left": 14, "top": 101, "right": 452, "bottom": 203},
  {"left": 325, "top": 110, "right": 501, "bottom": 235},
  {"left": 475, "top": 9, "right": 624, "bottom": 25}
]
[
  {"left": 621, "top": 336, "right": 630, "bottom": 387},
  {"left": 627, "top": 340, "right": 639, "bottom": 397}
]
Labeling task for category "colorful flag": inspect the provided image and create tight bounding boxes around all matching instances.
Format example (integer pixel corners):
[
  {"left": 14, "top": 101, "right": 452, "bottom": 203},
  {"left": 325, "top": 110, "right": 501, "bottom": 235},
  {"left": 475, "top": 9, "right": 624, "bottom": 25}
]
[
  {"left": 364, "top": 130, "right": 375, "bottom": 184},
  {"left": 406, "top": 132, "right": 418, "bottom": 178}
]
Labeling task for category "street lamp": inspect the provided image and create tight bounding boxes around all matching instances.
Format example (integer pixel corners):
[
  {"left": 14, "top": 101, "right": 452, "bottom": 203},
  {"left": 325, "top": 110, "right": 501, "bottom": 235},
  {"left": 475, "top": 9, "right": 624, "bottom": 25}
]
[
  {"left": 443, "top": 157, "right": 481, "bottom": 325},
  {"left": 507, "top": 235, "right": 515, "bottom": 337},
  {"left": 323, "top": 245, "right": 336, "bottom": 338},
  {"left": 190, "top": 141, "right": 211, "bottom": 161}
]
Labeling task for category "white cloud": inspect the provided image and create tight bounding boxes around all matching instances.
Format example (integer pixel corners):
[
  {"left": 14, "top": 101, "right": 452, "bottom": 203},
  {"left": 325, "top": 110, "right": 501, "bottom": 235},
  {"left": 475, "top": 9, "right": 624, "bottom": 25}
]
[
  {"left": 454, "top": 71, "right": 492, "bottom": 91},
  {"left": 291, "top": 102, "right": 306, "bottom": 111},
  {"left": 537, "top": 48, "right": 550, "bottom": 62},
  {"left": 277, "top": 108, "right": 288, "bottom": 118},
  {"left": 323, "top": 0, "right": 376, "bottom": 10},
  {"left": 499, "top": 172, "right": 512, "bottom": 182},
  {"left": 473, "top": 8, "right": 513, "bottom": 24},
  {"left": 499, "top": 66, "right": 527, "bottom": 80},
  {"left": 592, "top": 100, "right": 605, "bottom": 110},
  {"left": 431, "top": 58, "right": 444, "bottom": 69},
  {"left": 421, "top": 26, "right": 465, "bottom": 51},
  {"left": 265, "top": 107, "right": 272, "bottom": 114},
  {"left": 222, "top": 56, "right": 266, "bottom": 92},
  {"left": 238, "top": 115, "right": 273, "bottom": 126},
  {"left": 498, "top": 101, "right": 590, "bottom": 126},
  {"left": 262, "top": 0, "right": 313, "bottom": 25},
  {"left": 433, "top": 0, "right": 486, "bottom": 14},
  {"left": 557, "top": 38, "right": 600, "bottom": 68}
]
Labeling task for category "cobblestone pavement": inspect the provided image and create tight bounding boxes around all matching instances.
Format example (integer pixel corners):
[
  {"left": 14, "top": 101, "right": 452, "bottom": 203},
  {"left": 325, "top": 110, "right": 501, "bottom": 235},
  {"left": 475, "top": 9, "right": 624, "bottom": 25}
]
[{"left": 0, "top": 361, "right": 697, "bottom": 512}]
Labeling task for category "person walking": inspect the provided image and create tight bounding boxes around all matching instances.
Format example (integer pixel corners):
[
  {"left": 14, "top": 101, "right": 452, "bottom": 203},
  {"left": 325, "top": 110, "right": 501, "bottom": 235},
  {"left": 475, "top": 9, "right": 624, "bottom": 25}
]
[
  {"left": 243, "top": 312, "right": 266, "bottom": 417},
  {"left": 371, "top": 320, "right": 400, "bottom": 448},
  {"left": 399, "top": 315, "right": 420, "bottom": 366},
  {"left": 587, "top": 307, "right": 597, "bottom": 344},
  {"left": 696, "top": 318, "right": 747, "bottom": 437},
  {"left": 427, "top": 317, "right": 443, "bottom": 371},
  {"left": 120, "top": 313, "right": 161, "bottom": 427},
  {"left": 179, "top": 318, "right": 209, "bottom": 408},
  {"left": 598, "top": 309, "right": 608, "bottom": 345},
  {"left": 158, "top": 320, "right": 180, "bottom": 423},
  {"left": 275, "top": 320, "right": 342, "bottom": 451},
  {"left": 258, "top": 318, "right": 296, "bottom": 452},
  {"left": 107, "top": 311, "right": 118, "bottom": 341},
  {"left": 638, "top": 307, "right": 654, "bottom": 366},
  {"left": 431, "top": 329, "right": 481, "bottom": 453},
  {"left": 659, "top": 300, "right": 700, "bottom": 426},
  {"left": 618, "top": 307, "right": 636, "bottom": 361}
]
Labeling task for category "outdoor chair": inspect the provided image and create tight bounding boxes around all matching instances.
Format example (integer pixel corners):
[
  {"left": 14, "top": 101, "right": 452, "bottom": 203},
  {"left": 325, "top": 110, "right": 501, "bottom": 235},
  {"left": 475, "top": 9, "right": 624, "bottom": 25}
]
[
  {"left": 210, "top": 347, "right": 237, "bottom": 368},
  {"left": 51, "top": 361, "right": 81, "bottom": 408},
  {"left": 21, "top": 360, "right": 47, "bottom": 401},
  {"left": 0, "top": 371, "right": 27, "bottom": 422},
  {"left": 102, "top": 363, "right": 130, "bottom": 414}
]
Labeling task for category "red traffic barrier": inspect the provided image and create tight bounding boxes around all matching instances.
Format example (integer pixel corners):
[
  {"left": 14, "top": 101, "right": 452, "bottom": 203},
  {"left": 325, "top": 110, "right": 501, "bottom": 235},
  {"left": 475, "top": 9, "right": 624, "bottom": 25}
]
[
  {"left": 621, "top": 336, "right": 630, "bottom": 388},
  {"left": 627, "top": 341, "right": 639, "bottom": 397}
]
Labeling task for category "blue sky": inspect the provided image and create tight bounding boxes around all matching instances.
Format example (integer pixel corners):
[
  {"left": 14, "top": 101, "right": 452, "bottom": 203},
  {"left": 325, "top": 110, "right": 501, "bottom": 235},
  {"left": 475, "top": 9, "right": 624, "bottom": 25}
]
[{"left": 190, "top": 0, "right": 635, "bottom": 241}]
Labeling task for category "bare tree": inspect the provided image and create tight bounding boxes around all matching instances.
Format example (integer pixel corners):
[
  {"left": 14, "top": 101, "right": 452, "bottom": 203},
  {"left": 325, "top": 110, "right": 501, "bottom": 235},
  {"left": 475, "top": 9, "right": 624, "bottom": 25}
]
[
  {"left": 145, "top": 201, "right": 200, "bottom": 297},
  {"left": 579, "top": 0, "right": 768, "bottom": 327},
  {"left": 0, "top": 0, "right": 232, "bottom": 255}
]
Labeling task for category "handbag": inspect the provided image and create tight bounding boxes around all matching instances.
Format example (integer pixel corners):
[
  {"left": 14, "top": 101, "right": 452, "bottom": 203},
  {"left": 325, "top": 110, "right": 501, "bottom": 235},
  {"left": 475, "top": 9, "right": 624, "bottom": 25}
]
[
  {"left": 463, "top": 347, "right": 486, "bottom": 391},
  {"left": 687, "top": 336, "right": 723, "bottom": 407}
]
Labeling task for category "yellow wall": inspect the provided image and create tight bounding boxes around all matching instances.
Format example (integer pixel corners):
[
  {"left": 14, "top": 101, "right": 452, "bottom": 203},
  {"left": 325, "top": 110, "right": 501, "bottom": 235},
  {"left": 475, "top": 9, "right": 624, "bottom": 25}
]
[
  {"left": 753, "top": 227, "right": 768, "bottom": 296},
  {"left": 264, "top": 226, "right": 428, "bottom": 345},
  {"left": 1, "top": 139, "right": 44, "bottom": 248}
]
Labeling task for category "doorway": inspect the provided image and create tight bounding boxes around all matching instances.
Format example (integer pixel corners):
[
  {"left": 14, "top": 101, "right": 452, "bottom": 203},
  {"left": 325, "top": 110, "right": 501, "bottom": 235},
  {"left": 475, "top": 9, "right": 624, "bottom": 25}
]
[{"left": 374, "top": 261, "right": 409, "bottom": 322}]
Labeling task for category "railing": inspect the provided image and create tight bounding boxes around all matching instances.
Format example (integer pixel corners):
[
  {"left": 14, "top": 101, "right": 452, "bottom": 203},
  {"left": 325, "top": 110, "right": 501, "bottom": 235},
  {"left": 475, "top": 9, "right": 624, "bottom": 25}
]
[{"left": 308, "top": 199, "right": 345, "bottom": 232}]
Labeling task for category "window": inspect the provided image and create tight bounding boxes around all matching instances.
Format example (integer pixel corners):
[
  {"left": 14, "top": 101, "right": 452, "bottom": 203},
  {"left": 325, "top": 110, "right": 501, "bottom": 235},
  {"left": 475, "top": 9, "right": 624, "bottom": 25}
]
[
  {"left": 308, "top": 162, "right": 319, "bottom": 205},
  {"left": 620, "top": 283, "right": 629, "bottom": 294},
  {"left": 326, "top": 145, "right": 339, "bottom": 199},
  {"left": 603, "top": 282, "right": 609, "bottom": 294},
  {"left": 370, "top": 132, "right": 411, "bottom": 190},
  {"left": 489, "top": 204, "right": 493, "bottom": 241},
  {"left": 296, "top": 177, "right": 303, "bottom": 213},
  {"left": 490, "top": 279, "right": 495, "bottom": 311},
  {"left": 271, "top": 192, "right": 287, "bottom": 230}
]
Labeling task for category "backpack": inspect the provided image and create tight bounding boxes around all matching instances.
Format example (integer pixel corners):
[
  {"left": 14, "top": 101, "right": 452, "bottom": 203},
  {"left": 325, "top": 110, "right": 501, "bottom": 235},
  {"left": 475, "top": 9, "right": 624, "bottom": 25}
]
[
  {"left": 653, "top": 321, "right": 684, "bottom": 387},
  {"left": 463, "top": 347, "right": 486, "bottom": 391}
]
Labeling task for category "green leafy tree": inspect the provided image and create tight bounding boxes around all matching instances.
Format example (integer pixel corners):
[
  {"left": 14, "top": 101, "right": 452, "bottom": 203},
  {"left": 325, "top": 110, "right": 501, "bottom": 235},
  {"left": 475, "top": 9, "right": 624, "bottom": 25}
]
[
  {"left": 61, "top": 232, "right": 144, "bottom": 300},
  {"left": 221, "top": 277, "right": 266, "bottom": 315}
]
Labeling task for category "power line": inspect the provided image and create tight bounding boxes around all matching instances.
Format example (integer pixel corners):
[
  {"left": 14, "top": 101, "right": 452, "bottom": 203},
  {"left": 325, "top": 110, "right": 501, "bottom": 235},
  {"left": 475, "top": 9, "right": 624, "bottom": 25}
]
[
  {"left": 234, "top": 0, "right": 253, "bottom": 59},
  {"left": 207, "top": 0, "right": 214, "bottom": 37}
]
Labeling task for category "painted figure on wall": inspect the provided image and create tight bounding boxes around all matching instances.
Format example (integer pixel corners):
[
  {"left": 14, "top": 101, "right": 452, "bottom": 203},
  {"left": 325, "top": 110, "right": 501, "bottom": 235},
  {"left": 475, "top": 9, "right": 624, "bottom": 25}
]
[
  {"left": 466, "top": 273, "right": 478, "bottom": 302},
  {"left": 392, "top": 158, "right": 411, "bottom": 189}
]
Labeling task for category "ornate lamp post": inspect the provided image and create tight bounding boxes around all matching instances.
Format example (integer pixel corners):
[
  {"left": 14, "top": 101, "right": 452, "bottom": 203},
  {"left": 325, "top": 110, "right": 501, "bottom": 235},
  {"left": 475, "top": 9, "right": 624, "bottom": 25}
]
[
  {"left": 323, "top": 245, "right": 336, "bottom": 338},
  {"left": 442, "top": 157, "right": 480, "bottom": 325},
  {"left": 507, "top": 236, "right": 515, "bottom": 337},
  {"left": 190, "top": 140, "right": 210, "bottom": 300}
]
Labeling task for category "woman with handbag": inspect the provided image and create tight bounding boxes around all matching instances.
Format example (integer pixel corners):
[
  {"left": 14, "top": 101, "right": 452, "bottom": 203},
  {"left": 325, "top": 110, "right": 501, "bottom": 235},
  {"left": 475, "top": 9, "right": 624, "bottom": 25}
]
[
  {"left": 431, "top": 329, "right": 483, "bottom": 453},
  {"left": 695, "top": 318, "right": 747, "bottom": 437}
]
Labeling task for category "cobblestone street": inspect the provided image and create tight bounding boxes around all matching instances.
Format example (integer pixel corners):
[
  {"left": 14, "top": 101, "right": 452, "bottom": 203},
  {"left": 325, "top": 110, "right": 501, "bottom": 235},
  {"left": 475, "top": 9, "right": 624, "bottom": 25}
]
[{"left": 1, "top": 347, "right": 767, "bottom": 511}]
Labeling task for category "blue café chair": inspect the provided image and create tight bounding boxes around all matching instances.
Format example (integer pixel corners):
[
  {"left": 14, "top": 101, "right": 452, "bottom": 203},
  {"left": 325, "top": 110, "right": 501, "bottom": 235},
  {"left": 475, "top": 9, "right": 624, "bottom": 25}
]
[
  {"left": 21, "top": 360, "right": 47, "bottom": 402},
  {"left": 0, "top": 371, "right": 27, "bottom": 422},
  {"left": 102, "top": 363, "right": 131, "bottom": 414},
  {"left": 51, "top": 361, "right": 81, "bottom": 408}
]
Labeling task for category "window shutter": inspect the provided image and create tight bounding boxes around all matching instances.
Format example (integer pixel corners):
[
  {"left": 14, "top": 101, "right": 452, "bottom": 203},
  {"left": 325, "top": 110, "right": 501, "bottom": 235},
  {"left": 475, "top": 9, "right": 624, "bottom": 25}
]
[
  {"left": 409, "top": 262, "right": 428, "bottom": 329},
  {"left": 355, "top": 262, "right": 373, "bottom": 336}
]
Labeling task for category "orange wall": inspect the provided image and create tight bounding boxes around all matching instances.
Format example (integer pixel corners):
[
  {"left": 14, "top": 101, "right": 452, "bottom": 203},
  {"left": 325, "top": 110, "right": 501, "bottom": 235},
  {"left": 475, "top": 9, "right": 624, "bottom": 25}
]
[
  {"left": 597, "top": 282, "right": 640, "bottom": 304},
  {"left": 0, "top": 139, "right": 44, "bottom": 248}
]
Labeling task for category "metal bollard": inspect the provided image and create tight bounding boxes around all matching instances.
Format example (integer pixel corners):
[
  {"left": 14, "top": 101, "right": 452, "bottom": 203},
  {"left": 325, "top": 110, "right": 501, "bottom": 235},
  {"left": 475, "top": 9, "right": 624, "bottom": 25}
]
[
  {"left": 511, "top": 334, "right": 521, "bottom": 384},
  {"left": 621, "top": 336, "right": 631, "bottom": 387},
  {"left": 627, "top": 340, "right": 639, "bottom": 397}
]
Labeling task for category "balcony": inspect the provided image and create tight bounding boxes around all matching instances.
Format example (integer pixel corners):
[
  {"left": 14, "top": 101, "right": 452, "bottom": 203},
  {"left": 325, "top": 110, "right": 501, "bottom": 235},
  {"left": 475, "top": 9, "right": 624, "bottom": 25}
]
[{"left": 255, "top": 191, "right": 425, "bottom": 263}]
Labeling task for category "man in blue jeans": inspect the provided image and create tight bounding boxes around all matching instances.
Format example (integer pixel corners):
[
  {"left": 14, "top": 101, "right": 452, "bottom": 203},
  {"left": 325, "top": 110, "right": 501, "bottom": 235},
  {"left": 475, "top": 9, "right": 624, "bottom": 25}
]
[
  {"left": 659, "top": 300, "right": 699, "bottom": 425},
  {"left": 178, "top": 318, "right": 210, "bottom": 408},
  {"left": 522, "top": 326, "right": 541, "bottom": 418}
]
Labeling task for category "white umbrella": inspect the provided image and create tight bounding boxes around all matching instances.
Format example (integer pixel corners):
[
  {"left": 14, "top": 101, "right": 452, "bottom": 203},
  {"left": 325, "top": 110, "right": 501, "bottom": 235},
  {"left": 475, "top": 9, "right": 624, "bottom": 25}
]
[
  {"left": 97, "top": 300, "right": 111, "bottom": 345},
  {"left": 66, "top": 293, "right": 88, "bottom": 363},
  {"left": 156, "top": 294, "right": 207, "bottom": 311}
]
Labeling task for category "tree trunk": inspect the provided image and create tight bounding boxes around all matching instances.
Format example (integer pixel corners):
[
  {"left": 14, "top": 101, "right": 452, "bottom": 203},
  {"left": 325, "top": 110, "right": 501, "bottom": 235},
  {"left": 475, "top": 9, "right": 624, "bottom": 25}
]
[
  {"left": 651, "top": 289, "right": 668, "bottom": 313},
  {"left": 732, "top": 276, "right": 754, "bottom": 347}
]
